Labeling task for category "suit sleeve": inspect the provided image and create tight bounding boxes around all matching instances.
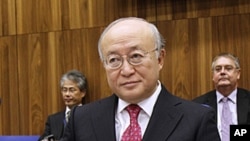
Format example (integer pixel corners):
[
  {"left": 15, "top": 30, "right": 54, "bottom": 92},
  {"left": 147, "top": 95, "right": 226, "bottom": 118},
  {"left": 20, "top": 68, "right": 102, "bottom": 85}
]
[{"left": 38, "top": 116, "right": 52, "bottom": 141}]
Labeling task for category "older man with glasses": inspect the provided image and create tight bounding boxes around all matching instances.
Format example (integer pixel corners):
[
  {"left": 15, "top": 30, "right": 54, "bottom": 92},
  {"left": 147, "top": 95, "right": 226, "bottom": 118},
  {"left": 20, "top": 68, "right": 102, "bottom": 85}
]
[
  {"left": 61, "top": 17, "right": 220, "bottom": 141},
  {"left": 193, "top": 53, "right": 250, "bottom": 141}
]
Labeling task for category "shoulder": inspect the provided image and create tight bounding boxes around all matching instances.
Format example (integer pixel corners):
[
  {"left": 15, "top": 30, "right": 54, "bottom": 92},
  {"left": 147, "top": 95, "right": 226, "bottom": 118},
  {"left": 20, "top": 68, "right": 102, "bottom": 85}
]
[
  {"left": 47, "top": 110, "right": 65, "bottom": 119},
  {"left": 192, "top": 90, "right": 216, "bottom": 102},
  {"left": 72, "top": 94, "right": 117, "bottom": 116},
  {"left": 237, "top": 87, "right": 250, "bottom": 99},
  {"left": 172, "top": 94, "right": 214, "bottom": 111},
  {"left": 81, "top": 94, "right": 117, "bottom": 108},
  {"left": 173, "top": 97, "right": 217, "bottom": 125},
  {"left": 181, "top": 98, "right": 214, "bottom": 112},
  {"left": 237, "top": 88, "right": 250, "bottom": 95},
  {"left": 160, "top": 86, "right": 215, "bottom": 116}
]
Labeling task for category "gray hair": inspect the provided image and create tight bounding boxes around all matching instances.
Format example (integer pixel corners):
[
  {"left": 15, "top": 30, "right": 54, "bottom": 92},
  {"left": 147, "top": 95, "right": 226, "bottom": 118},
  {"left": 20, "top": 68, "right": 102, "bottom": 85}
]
[
  {"left": 211, "top": 53, "right": 240, "bottom": 70},
  {"left": 98, "top": 17, "right": 165, "bottom": 61},
  {"left": 60, "top": 70, "right": 87, "bottom": 92}
]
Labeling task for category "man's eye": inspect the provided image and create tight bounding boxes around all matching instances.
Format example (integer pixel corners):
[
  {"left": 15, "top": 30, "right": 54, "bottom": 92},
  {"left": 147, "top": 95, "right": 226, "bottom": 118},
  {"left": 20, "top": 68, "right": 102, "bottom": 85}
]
[
  {"left": 225, "top": 66, "right": 233, "bottom": 70},
  {"left": 108, "top": 57, "right": 121, "bottom": 63},
  {"left": 62, "top": 88, "right": 67, "bottom": 91},
  {"left": 215, "top": 67, "right": 222, "bottom": 72},
  {"left": 69, "top": 88, "right": 77, "bottom": 92},
  {"left": 130, "top": 53, "right": 143, "bottom": 59}
]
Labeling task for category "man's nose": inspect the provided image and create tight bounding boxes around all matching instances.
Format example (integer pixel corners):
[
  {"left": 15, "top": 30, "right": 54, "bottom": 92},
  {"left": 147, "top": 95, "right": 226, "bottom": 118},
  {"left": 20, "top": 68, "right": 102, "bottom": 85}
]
[{"left": 120, "top": 59, "right": 135, "bottom": 76}]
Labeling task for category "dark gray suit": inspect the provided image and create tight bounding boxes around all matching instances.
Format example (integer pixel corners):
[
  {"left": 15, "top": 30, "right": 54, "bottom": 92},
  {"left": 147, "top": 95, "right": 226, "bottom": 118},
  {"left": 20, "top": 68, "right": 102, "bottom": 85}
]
[
  {"left": 193, "top": 88, "right": 250, "bottom": 124},
  {"left": 39, "top": 111, "right": 65, "bottom": 141},
  {"left": 62, "top": 85, "right": 220, "bottom": 141}
]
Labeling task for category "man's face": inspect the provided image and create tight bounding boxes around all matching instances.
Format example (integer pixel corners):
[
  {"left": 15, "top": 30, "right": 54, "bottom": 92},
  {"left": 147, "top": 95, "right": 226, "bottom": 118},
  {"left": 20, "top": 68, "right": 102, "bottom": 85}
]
[
  {"left": 212, "top": 57, "right": 240, "bottom": 90},
  {"left": 61, "top": 80, "right": 85, "bottom": 108},
  {"left": 100, "top": 20, "right": 165, "bottom": 103}
]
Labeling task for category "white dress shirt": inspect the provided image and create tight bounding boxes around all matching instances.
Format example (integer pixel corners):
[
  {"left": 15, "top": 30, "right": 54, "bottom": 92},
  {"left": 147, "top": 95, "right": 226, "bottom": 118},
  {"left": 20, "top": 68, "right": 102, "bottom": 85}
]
[
  {"left": 65, "top": 104, "right": 82, "bottom": 120},
  {"left": 115, "top": 81, "right": 162, "bottom": 141}
]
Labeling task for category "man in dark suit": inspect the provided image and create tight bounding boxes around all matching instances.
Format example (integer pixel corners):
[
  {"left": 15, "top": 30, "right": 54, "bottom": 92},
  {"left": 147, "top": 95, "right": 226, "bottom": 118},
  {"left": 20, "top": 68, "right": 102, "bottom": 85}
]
[
  {"left": 61, "top": 17, "right": 220, "bottom": 141},
  {"left": 193, "top": 53, "right": 250, "bottom": 141},
  {"left": 39, "top": 70, "right": 87, "bottom": 141}
]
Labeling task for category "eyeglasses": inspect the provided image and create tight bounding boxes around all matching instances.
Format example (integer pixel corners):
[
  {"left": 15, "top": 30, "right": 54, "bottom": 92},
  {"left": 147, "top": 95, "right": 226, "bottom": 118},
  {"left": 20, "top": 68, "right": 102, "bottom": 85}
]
[
  {"left": 61, "top": 87, "right": 78, "bottom": 94},
  {"left": 104, "top": 48, "right": 158, "bottom": 69},
  {"left": 213, "top": 65, "right": 239, "bottom": 73}
]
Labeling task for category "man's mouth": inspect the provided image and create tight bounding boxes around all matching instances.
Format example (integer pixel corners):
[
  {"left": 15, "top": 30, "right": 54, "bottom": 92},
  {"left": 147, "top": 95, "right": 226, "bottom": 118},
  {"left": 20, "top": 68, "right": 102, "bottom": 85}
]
[{"left": 121, "top": 81, "right": 140, "bottom": 86}]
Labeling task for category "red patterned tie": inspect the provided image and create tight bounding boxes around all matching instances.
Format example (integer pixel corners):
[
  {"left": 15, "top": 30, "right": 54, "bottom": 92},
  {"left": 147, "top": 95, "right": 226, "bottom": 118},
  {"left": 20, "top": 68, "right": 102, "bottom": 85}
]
[{"left": 121, "top": 104, "right": 142, "bottom": 141}]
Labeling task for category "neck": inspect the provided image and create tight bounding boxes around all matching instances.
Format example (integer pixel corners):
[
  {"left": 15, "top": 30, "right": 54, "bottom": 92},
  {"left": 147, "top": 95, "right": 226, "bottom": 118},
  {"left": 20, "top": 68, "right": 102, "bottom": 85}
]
[{"left": 217, "top": 86, "right": 237, "bottom": 97}]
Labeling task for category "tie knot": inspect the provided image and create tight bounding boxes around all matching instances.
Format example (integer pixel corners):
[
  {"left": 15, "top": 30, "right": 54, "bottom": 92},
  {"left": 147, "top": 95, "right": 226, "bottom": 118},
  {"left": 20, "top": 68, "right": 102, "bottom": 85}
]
[
  {"left": 221, "top": 97, "right": 230, "bottom": 103},
  {"left": 66, "top": 110, "right": 71, "bottom": 122},
  {"left": 67, "top": 110, "right": 71, "bottom": 116},
  {"left": 126, "top": 104, "right": 141, "bottom": 118}
]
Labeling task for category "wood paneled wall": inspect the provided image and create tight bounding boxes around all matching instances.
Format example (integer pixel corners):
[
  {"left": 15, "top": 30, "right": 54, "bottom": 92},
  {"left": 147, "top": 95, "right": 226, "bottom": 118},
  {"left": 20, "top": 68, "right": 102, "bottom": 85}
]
[{"left": 0, "top": 0, "right": 249, "bottom": 135}]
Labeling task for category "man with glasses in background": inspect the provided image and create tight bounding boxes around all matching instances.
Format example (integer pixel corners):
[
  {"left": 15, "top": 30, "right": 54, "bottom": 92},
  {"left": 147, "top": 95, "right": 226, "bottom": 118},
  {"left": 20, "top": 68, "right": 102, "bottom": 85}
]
[
  {"left": 61, "top": 17, "right": 220, "bottom": 141},
  {"left": 39, "top": 70, "right": 87, "bottom": 141},
  {"left": 193, "top": 53, "right": 250, "bottom": 141}
]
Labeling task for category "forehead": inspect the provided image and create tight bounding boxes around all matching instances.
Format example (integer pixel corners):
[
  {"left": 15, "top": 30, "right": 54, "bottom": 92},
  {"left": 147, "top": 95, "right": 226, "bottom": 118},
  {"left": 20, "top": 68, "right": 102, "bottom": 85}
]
[
  {"left": 101, "top": 20, "right": 154, "bottom": 52},
  {"left": 214, "top": 57, "right": 235, "bottom": 66},
  {"left": 62, "top": 80, "right": 78, "bottom": 87}
]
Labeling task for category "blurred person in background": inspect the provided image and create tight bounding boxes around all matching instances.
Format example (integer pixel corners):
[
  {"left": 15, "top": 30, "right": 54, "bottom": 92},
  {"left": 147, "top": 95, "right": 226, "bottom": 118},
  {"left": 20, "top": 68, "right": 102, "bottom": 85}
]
[
  {"left": 193, "top": 53, "right": 250, "bottom": 141},
  {"left": 39, "top": 69, "right": 87, "bottom": 141}
]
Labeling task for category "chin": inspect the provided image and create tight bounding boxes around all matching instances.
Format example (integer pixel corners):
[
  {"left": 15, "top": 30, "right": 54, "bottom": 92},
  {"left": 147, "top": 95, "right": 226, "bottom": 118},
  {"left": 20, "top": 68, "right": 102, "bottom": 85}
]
[{"left": 65, "top": 102, "right": 72, "bottom": 106}]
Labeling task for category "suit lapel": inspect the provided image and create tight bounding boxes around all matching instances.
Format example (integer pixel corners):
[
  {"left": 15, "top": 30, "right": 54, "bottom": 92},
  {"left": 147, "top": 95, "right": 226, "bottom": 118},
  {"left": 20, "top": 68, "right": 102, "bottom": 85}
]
[
  {"left": 91, "top": 90, "right": 183, "bottom": 141},
  {"left": 143, "top": 86, "right": 183, "bottom": 141},
  {"left": 92, "top": 95, "right": 117, "bottom": 141},
  {"left": 237, "top": 89, "right": 249, "bottom": 124},
  {"left": 53, "top": 111, "right": 65, "bottom": 139}
]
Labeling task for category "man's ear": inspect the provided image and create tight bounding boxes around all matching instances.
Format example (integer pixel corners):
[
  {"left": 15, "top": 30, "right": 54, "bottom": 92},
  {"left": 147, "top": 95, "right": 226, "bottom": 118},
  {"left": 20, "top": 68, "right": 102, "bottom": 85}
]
[{"left": 158, "top": 49, "right": 166, "bottom": 69}]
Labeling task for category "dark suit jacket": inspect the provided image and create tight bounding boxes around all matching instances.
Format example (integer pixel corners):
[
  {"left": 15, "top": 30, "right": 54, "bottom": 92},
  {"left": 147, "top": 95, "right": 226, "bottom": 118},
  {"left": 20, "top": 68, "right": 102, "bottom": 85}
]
[
  {"left": 193, "top": 88, "right": 250, "bottom": 124},
  {"left": 62, "top": 85, "right": 220, "bottom": 141},
  {"left": 39, "top": 111, "right": 65, "bottom": 141}
]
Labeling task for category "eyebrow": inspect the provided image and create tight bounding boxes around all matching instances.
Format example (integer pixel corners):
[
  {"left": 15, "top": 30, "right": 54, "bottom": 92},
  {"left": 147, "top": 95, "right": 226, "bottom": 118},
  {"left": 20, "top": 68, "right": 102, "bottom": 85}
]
[
  {"left": 62, "top": 87, "right": 78, "bottom": 89},
  {"left": 215, "top": 65, "right": 234, "bottom": 67},
  {"left": 106, "top": 46, "right": 143, "bottom": 56}
]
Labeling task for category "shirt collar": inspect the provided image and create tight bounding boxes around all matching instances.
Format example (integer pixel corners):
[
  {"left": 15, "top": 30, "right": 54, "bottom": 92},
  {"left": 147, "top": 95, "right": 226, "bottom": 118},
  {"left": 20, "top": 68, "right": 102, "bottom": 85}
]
[
  {"left": 65, "top": 103, "right": 82, "bottom": 113},
  {"left": 216, "top": 88, "right": 237, "bottom": 104},
  {"left": 117, "top": 80, "right": 162, "bottom": 117},
  {"left": 65, "top": 106, "right": 71, "bottom": 115}
]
